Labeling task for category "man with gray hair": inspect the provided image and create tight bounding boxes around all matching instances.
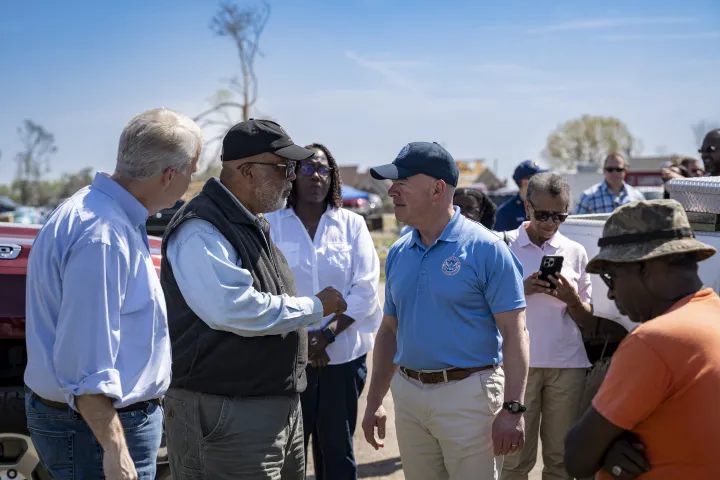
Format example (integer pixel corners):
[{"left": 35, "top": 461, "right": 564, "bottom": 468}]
[
  {"left": 161, "top": 119, "right": 347, "bottom": 479},
  {"left": 24, "top": 107, "right": 203, "bottom": 479}
]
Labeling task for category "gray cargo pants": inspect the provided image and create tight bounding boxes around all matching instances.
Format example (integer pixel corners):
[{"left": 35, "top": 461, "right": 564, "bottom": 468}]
[{"left": 163, "top": 387, "right": 304, "bottom": 479}]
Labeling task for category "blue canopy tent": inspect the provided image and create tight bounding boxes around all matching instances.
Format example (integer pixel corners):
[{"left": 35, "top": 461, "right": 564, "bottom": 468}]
[{"left": 341, "top": 185, "right": 370, "bottom": 200}]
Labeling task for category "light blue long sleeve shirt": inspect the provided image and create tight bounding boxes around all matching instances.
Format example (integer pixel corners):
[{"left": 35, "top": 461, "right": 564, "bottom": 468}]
[
  {"left": 165, "top": 180, "right": 323, "bottom": 336},
  {"left": 24, "top": 173, "right": 171, "bottom": 410}
]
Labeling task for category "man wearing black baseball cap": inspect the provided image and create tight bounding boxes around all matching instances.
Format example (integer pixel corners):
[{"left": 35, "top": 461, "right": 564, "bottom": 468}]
[
  {"left": 362, "top": 142, "right": 529, "bottom": 480},
  {"left": 161, "top": 119, "right": 347, "bottom": 479}
]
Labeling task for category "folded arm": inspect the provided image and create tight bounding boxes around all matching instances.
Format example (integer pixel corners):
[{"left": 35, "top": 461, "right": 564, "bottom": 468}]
[{"left": 167, "top": 219, "right": 323, "bottom": 336}]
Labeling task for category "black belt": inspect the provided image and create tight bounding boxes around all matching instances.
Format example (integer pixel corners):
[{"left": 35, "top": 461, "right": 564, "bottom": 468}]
[
  {"left": 400, "top": 365, "right": 495, "bottom": 384},
  {"left": 25, "top": 386, "right": 161, "bottom": 413}
]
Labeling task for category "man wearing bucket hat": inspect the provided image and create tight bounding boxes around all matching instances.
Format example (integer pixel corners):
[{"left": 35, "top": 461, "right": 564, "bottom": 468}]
[{"left": 564, "top": 199, "right": 720, "bottom": 479}]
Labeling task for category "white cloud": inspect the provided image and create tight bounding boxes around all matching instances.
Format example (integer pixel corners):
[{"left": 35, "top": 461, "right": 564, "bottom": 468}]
[
  {"left": 344, "top": 51, "right": 429, "bottom": 93},
  {"left": 594, "top": 32, "right": 720, "bottom": 41},
  {"left": 526, "top": 17, "right": 696, "bottom": 34}
]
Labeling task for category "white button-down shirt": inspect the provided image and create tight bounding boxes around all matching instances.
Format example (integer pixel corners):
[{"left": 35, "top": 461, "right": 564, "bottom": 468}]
[
  {"left": 506, "top": 222, "right": 592, "bottom": 369},
  {"left": 266, "top": 207, "right": 382, "bottom": 365}
]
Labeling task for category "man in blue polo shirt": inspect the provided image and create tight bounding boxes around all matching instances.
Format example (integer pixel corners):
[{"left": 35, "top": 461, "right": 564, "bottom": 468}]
[
  {"left": 495, "top": 160, "right": 548, "bottom": 231},
  {"left": 361, "top": 142, "right": 530, "bottom": 480}
]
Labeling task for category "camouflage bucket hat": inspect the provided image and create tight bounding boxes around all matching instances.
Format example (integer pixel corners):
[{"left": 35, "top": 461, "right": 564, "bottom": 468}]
[{"left": 586, "top": 199, "right": 716, "bottom": 274}]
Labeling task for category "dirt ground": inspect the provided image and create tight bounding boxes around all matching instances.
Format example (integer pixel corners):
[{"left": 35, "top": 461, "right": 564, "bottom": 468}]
[{"left": 306, "top": 284, "right": 544, "bottom": 480}]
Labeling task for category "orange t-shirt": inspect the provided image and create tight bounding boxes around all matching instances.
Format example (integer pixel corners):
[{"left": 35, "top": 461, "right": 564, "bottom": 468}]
[{"left": 593, "top": 288, "right": 720, "bottom": 480}]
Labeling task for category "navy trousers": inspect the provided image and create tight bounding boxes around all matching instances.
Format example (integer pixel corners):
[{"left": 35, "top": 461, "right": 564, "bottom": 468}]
[{"left": 301, "top": 354, "right": 367, "bottom": 480}]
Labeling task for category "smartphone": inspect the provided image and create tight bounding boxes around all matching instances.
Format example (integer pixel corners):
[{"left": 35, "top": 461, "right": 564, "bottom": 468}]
[{"left": 538, "top": 255, "right": 564, "bottom": 289}]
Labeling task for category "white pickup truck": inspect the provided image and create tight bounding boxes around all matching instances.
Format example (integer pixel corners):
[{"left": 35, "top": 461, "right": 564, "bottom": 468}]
[{"left": 559, "top": 177, "right": 720, "bottom": 335}]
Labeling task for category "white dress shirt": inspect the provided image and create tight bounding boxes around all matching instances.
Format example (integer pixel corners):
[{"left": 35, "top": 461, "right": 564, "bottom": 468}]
[
  {"left": 506, "top": 222, "right": 592, "bottom": 369},
  {"left": 165, "top": 179, "right": 324, "bottom": 337},
  {"left": 265, "top": 206, "right": 382, "bottom": 365}
]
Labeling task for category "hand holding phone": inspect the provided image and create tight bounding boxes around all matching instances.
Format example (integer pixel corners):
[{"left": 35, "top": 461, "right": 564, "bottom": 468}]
[{"left": 538, "top": 255, "right": 564, "bottom": 290}]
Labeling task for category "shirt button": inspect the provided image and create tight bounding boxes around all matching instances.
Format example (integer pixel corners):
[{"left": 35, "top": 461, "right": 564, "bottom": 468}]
[
  {"left": 423, "top": 254, "right": 428, "bottom": 258},
  {"left": 421, "top": 269, "right": 426, "bottom": 275}
]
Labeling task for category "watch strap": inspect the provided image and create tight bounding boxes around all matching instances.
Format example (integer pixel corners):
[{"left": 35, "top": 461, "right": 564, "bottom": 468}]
[
  {"left": 321, "top": 327, "right": 336, "bottom": 344},
  {"left": 502, "top": 400, "right": 527, "bottom": 413}
]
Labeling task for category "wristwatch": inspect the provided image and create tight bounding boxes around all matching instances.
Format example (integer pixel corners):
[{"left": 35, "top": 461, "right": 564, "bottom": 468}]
[
  {"left": 502, "top": 400, "right": 527, "bottom": 414},
  {"left": 321, "top": 326, "right": 336, "bottom": 344}
]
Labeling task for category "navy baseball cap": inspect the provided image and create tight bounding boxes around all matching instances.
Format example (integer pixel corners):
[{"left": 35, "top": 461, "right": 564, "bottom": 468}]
[
  {"left": 370, "top": 142, "right": 459, "bottom": 187},
  {"left": 513, "top": 160, "right": 548, "bottom": 184}
]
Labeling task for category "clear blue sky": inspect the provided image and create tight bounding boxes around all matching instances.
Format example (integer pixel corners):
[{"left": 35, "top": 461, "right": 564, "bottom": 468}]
[{"left": 1, "top": 0, "right": 718, "bottom": 185}]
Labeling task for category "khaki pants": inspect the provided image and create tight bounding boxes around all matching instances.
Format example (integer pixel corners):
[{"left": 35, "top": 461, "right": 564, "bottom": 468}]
[
  {"left": 501, "top": 368, "right": 586, "bottom": 480},
  {"left": 390, "top": 367, "right": 505, "bottom": 480}
]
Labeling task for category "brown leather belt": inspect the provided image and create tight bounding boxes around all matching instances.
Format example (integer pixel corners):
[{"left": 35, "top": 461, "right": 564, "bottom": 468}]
[
  {"left": 400, "top": 365, "right": 495, "bottom": 384},
  {"left": 26, "top": 386, "right": 161, "bottom": 413}
]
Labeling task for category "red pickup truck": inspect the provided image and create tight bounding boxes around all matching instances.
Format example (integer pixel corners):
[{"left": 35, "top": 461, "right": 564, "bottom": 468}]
[{"left": 0, "top": 222, "right": 170, "bottom": 479}]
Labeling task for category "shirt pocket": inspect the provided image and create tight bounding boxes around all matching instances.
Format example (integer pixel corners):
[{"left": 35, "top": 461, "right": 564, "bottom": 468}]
[
  {"left": 326, "top": 242, "right": 352, "bottom": 270},
  {"left": 276, "top": 242, "right": 300, "bottom": 268}
]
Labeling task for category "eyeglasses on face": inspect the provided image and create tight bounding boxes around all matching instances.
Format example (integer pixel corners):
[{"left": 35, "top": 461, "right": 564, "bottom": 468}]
[
  {"left": 297, "top": 164, "right": 332, "bottom": 178},
  {"left": 600, "top": 272, "right": 613, "bottom": 290},
  {"left": 528, "top": 200, "right": 568, "bottom": 223},
  {"left": 457, "top": 205, "right": 481, "bottom": 215},
  {"left": 240, "top": 160, "right": 297, "bottom": 178},
  {"left": 698, "top": 145, "right": 717, "bottom": 155},
  {"left": 604, "top": 167, "right": 625, "bottom": 173}
]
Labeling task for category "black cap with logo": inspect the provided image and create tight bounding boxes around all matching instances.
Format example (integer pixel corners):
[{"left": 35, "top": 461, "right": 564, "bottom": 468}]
[
  {"left": 221, "top": 119, "right": 315, "bottom": 162},
  {"left": 370, "top": 141, "right": 459, "bottom": 187}
]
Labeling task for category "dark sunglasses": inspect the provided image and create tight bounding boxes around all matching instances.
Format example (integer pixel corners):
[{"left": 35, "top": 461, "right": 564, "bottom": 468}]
[
  {"left": 457, "top": 205, "right": 481, "bottom": 216},
  {"left": 698, "top": 145, "right": 717, "bottom": 155},
  {"left": 605, "top": 167, "right": 625, "bottom": 173},
  {"left": 528, "top": 200, "right": 568, "bottom": 223},
  {"left": 240, "top": 160, "right": 296, "bottom": 178},
  {"left": 297, "top": 164, "right": 332, "bottom": 178},
  {"left": 600, "top": 272, "right": 613, "bottom": 290}
]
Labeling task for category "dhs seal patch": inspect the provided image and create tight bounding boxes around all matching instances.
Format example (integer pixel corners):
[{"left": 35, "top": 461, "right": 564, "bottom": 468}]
[{"left": 441, "top": 256, "right": 461, "bottom": 276}]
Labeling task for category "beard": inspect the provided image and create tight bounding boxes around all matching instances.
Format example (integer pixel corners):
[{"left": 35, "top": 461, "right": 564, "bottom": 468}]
[{"left": 255, "top": 170, "right": 288, "bottom": 213}]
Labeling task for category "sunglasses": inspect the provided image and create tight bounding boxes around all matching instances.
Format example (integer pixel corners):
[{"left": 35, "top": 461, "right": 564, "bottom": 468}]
[
  {"left": 600, "top": 272, "right": 613, "bottom": 290},
  {"left": 604, "top": 167, "right": 625, "bottom": 173},
  {"left": 528, "top": 200, "right": 568, "bottom": 223},
  {"left": 297, "top": 164, "right": 332, "bottom": 178},
  {"left": 241, "top": 160, "right": 297, "bottom": 178},
  {"left": 698, "top": 145, "right": 717, "bottom": 155}
]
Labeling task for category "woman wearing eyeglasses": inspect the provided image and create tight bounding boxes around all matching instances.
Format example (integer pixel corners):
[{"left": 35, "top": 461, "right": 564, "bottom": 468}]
[
  {"left": 265, "top": 143, "right": 382, "bottom": 480},
  {"left": 500, "top": 172, "right": 596, "bottom": 480}
]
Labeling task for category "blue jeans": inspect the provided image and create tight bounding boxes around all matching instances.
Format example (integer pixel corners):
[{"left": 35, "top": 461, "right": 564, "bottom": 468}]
[{"left": 25, "top": 392, "right": 163, "bottom": 479}]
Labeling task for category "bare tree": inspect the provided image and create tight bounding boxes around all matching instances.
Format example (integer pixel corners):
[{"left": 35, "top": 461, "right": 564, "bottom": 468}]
[
  {"left": 193, "top": 1, "right": 271, "bottom": 172},
  {"left": 15, "top": 119, "right": 57, "bottom": 205},
  {"left": 691, "top": 120, "right": 720, "bottom": 147}
]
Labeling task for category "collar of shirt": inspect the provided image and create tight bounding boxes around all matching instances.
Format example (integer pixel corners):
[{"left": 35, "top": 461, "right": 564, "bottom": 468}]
[
  {"left": 516, "top": 221, "right": 561, "bottom": 250},
  {"left": 91, "top": 173, "right": 148, "bottom": 228},
  {"left": 409, "top": 206, "right": 464, "bottom": 250}
]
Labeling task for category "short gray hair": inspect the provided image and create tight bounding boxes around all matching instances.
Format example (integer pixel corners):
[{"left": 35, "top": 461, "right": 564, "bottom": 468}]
[
  {"left": 527, "top": 172, "right": 570, "bottom": 204},
  {"left": 115, "top": 108, "right": 204, "bottom": 180}
]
